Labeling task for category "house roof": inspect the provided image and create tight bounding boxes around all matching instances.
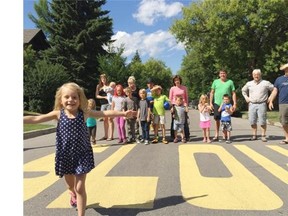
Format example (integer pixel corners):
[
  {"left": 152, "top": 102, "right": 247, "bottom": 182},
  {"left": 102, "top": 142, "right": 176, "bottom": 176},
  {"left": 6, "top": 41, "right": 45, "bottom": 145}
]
[
  {"left": 24, "top": 29, "right": 42, "bottom": 44},
  {"left": 23, "top": 29, "right": 50, "bottom": 51}
]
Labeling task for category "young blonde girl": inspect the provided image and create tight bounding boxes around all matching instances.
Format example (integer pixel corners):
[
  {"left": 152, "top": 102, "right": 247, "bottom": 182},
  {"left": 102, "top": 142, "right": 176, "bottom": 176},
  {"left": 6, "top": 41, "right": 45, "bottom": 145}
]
[
  {"left": 24, "top": 82, "right": 134, "bottom": 216},
  {"left": 86, "top": 99, "right": 97, "bottom": 145},
  {"left": 198, "top": 94, "right": 212, "bottom": 143}
]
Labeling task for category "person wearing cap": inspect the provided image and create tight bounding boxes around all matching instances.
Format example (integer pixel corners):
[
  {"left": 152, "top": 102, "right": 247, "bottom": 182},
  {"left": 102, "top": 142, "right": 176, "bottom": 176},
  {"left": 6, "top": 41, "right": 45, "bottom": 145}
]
[
  {"left": 268, "top": 63, "right": 288, "bottom": 144},
  {"left": 241, "top": 69, "right": 274, "bottom": 142},
  {"left": 150, "top": 85, "right": 171, "bottom": 144}
]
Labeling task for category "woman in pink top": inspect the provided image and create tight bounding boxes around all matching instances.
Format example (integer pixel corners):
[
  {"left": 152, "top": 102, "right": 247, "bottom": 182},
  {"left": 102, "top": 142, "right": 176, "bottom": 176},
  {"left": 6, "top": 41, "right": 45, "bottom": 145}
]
[{"left": 169, "top": 75, "right": 190, "bottom": 141}]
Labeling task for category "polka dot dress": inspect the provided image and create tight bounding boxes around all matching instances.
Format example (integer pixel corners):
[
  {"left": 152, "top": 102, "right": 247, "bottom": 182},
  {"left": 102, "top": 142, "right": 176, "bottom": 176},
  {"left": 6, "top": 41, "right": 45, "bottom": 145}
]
[{"left": 55, "top": 109, "right": 95, "bottom": 177}]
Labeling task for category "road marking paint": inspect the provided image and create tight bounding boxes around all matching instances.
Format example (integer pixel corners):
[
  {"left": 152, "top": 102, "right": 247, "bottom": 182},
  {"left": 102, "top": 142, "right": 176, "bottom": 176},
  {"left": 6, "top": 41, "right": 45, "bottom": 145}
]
[
  {"left": 179, "top": 144, "right": 283, "bottom": 210},
  {"left": 266, "top": 145, "right": 288, "bottom": 167},
  {"left": 24, "top": 153, "right": 59, "bottom": 201},
  {"left": 266, "top": 145, "right": 288, "bottom": 157},
  {"left": 47, "top": 144, "right": 158, "bottom": 209},
  {"left": 235, "top": 145, "right": 288, "bottom": 184}
]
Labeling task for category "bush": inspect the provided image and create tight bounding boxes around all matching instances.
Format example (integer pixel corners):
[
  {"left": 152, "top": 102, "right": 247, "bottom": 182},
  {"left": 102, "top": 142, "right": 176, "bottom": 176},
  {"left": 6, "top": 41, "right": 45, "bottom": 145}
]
[{"left": 24, "top": 59, "right": 69, "bottom": 113}]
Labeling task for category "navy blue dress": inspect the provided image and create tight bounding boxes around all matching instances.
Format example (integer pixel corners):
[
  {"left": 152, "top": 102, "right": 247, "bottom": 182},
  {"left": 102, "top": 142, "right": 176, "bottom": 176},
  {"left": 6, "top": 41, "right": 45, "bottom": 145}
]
[{"left": 55, "top": 109, "right": 95, "bottom": 177}]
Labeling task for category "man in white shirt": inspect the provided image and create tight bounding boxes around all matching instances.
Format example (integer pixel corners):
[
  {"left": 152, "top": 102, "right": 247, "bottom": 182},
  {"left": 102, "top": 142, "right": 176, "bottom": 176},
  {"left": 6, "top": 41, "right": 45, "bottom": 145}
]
[{"left": 241, "top": 69, "right": 274, "bottom": 142}]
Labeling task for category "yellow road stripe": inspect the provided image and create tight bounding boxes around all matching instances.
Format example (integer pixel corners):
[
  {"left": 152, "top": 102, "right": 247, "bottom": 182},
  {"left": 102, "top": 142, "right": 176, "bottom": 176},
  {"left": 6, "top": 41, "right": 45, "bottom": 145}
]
[
  {"left": 47, "top": 144, "right": 158, "bottom": 209},
  {"left": 235, "top": 145, "right": 288, "bottom": 184},
  {"left": 179, "top": 145, "right": 283, "bottom": 210}
]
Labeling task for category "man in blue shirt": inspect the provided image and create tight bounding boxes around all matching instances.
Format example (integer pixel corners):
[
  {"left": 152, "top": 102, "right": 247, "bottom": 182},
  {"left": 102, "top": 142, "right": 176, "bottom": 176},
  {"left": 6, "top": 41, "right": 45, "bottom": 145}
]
[{"left": 269, "top": 63, "right": 288, "bottom": 144}]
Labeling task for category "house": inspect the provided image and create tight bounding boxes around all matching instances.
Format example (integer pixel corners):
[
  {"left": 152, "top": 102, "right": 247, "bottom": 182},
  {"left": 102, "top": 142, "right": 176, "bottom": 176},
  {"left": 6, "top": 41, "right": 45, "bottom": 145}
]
[{"left": 23, "top": 29, "right": 50, "bottom": 51}]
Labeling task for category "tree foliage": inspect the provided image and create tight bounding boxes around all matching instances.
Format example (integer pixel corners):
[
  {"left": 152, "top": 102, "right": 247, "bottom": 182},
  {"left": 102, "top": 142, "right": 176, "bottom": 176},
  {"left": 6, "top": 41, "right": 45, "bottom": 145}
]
[
  {"left": 28, "top": 0, "right": 113, "bottom": 97},
  {"left": 170, "top": 0, "right": 288, "bottom": 110},
  {"left": 24, "top": 57, "right": 69, "bottom": 113}
]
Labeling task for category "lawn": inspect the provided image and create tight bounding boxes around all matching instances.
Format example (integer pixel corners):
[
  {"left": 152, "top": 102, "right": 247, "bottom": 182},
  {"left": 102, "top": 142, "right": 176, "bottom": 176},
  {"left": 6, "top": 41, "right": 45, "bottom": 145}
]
[
  {"left": 24, "top": 124, "right": 55, "bottom": 132},
  {"left": 24, "top": 111, "right": 56, "bottom": 132}
]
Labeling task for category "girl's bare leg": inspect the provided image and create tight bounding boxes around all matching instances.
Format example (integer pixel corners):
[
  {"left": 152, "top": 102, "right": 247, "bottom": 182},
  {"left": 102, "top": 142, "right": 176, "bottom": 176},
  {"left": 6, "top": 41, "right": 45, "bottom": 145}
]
[{"left": 75, "top": 174, "right": 87, "bottom": 216}]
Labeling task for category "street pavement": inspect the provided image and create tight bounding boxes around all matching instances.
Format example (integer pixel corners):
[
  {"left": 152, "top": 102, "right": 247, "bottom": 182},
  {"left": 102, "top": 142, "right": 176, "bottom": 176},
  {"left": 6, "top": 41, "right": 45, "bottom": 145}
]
[{"left": 23, "top": 109, "right": 288, "bottom": 216}]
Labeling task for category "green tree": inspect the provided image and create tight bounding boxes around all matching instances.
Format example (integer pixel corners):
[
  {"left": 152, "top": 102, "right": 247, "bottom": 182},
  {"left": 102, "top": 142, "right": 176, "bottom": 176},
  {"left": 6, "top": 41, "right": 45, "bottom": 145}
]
[
  {"left": 170, "top": 0, "right": 288, "bottom": 110},
  {"left": 28, "top": 0, "right": 113, "bottom": 97},
  {"left": 142, "top": 58, "right": 173, "bottom": 95},
  {"left": 24, "top": 59, "right": 69, "bottom": 113},
  {"left": 97, "top": 45, "right": 129, "bottom": 85}
]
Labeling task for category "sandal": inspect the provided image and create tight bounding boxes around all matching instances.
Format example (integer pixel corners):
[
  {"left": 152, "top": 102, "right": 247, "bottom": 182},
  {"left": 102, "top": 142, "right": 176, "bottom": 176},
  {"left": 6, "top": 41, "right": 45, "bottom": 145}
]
[
  {"left": 182, "top": 138, "right": 186, "bottom": 143},
  {"left": 69, "top": 192, "right": 77, "bottom": 208},
  {"left": 173, "top": 138, "right": 178, "bottom": 143},
  {"left": 261, "top": 136, "right": 267, "bottom": 142},
  {"left": 212, "top": 136, "right": 218, "bottom": 141},
  {"left": 279, "top": 140, "right": 288, "bottom": 144},
  {"left": 152, "top": 138, "right": 158, "bottom": 144},
  {"left": 162, "top": 139, "right": 168, "bottom": 144},
  {"left": 99, "top": 137, "right": 107, "bottom": 141},
  {"left": 249, "top": 136, "right": 257, "bottom": 141},
  {"left": 106, "top": 138, "right": 114, "bottom": 141}
]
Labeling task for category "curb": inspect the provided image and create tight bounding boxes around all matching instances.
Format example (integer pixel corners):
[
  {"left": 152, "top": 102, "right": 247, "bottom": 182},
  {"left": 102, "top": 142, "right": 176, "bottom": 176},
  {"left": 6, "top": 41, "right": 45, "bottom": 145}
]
[{"left": 24, "top": 127, "right": 56, "bottom": 140}]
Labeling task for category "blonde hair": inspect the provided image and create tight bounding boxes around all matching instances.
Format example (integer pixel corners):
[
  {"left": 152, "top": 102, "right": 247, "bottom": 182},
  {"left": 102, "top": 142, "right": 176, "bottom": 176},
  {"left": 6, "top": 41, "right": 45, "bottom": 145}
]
[
  {"left": 109, "top": 81, "right": 116, "bottom": 87},
  {"left": 124, "top": 86, "right": 132, "bottom": 93},
  {"left": 87, "top": 98, "right": 96, "bottom": 110},
  {"left": 127, "top": 76, "right": 136, "bottom": 84},
  {"left": 199, "top": 94, "right": 208, "bottom": 105},
  {"left": 139, "top": 88, "right": 147, "bottom": 97},
  {"left": 54, "top": 82, "right": 88, "bottom": 111}
]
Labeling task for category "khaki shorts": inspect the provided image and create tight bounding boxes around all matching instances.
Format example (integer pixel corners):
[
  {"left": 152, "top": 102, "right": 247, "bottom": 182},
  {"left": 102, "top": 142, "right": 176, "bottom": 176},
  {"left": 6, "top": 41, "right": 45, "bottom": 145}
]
[
  {"left": 279, "top": 104, "right": 288, "bottom": 125},
  {"left": 153, "top": 115, "right": 165, "bottom": 125}
]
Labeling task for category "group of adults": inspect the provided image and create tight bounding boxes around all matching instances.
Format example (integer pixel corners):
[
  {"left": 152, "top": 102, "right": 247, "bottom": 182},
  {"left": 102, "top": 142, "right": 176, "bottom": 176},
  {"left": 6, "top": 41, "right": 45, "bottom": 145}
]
[
  {"left": 211, "top": 63, "right": 288, "bottom": 144},
  {"left": 94, "top": 61, "right": 288, "bottom": 145}
]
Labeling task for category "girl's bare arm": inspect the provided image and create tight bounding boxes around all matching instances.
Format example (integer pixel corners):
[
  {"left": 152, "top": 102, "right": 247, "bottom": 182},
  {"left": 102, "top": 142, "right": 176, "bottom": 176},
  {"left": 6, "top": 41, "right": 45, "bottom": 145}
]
[
  {"left": 87, "top": 109, "right": 135, "bottom": 118},
  {"left": 24, "top": 110, "right": 59, "bottom": 124}
]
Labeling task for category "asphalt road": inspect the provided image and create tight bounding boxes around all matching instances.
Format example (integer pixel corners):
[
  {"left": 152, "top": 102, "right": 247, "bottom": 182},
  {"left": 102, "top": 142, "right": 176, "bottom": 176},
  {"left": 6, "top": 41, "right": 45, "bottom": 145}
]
[{"left": 23, "top": 109, "right": 288, "bottom": 216}]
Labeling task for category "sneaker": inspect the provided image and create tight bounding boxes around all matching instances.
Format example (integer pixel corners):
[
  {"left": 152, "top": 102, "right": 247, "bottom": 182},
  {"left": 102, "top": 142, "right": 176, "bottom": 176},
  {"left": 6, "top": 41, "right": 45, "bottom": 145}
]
[
  {"left": 136, "top": 139, "right": 141, "bottom": 144},
  {"left": 226, "top": 140, "right": 232, "bottom": 144},
  {"left": 144, "top": 140, "right": 149, "bottom": 145},
  {"left": 219, "top": 139, "right": 225, "bottom": 143},
  {"left": 182, "top": 138, "right": 186, "bottom": 143},
  {"left": 162, "top": 139, "right": 168, "bottom": 144},
  {"left": 140, "top": 139, "right": 145, "bottom": 143}
]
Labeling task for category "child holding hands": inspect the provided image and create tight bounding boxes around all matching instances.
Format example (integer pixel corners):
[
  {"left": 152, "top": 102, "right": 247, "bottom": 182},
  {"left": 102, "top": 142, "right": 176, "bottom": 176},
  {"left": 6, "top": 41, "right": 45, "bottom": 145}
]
[{"left": 218, "top": 94, "right": 234, "bottom": 144}]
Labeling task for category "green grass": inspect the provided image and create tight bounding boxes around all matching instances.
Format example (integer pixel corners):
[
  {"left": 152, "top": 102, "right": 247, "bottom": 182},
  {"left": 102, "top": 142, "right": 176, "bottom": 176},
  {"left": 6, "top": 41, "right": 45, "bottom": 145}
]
[
  {"left": 241, "top": 111, "right": 279, "bottom": 123},
  {"left": 24, "top": 110, "right": 55, "bottom": 132},
  {"left": 24, "top": 124, "right": 55, "bottom": 132}
]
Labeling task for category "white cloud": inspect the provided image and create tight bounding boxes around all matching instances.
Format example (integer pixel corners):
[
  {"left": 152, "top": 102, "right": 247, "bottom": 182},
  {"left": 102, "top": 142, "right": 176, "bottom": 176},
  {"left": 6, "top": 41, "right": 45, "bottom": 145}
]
[
  {"left": 110, "top": 30, "right": 185, "bottom": 59},
  {"left": 133, "top": 0, "right": 183, "bottom": 26}
]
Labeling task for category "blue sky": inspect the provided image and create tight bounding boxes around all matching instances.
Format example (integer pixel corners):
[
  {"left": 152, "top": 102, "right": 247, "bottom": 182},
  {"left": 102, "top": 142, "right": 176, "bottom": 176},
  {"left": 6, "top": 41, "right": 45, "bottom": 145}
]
[{"left": 24, "top": 0, "right": 191, "bottom": 74}]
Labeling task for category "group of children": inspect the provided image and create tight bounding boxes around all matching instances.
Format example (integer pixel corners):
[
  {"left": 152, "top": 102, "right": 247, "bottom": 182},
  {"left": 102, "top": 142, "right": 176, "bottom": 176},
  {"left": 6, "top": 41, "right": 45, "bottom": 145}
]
[{"left": 88, "top": 81, "right": 234, "bottom": 146}]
